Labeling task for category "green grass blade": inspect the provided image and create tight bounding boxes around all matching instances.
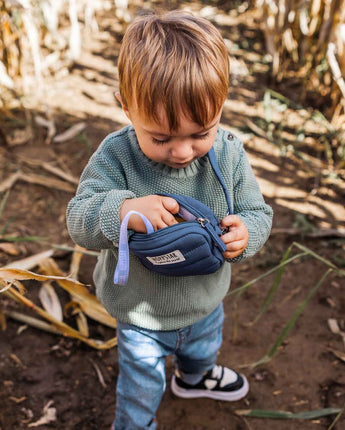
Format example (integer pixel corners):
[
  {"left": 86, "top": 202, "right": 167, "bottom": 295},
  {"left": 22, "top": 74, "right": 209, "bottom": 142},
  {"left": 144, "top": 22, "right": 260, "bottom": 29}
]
[
  {"left": 236, "top": 408, "right": 342, "bottom": 420},
  {"left": 248, "top": 244, "right": 293, "bottom": 326},
  {"left": 0, "top": 235, "right": 47, "bottom": 242},
  {"left": 230, "top": 250, "right": 307, "bottom": 340},
  {"left": 293, "top": 242, "right": 339, "bottom": 271},
  {"left": 251, "top": 268, "right": 332, "bottom": 367},
  {"left": 227, "top": 252, "right": 307, "bottom": 298},
  {"left": 328, "top": 400, "right": 345, "bottom": 430}
]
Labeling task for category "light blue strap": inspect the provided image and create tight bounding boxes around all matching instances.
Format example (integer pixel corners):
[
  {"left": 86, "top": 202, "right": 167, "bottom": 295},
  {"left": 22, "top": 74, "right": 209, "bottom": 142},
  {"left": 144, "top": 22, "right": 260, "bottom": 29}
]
[{"left": 114, "top": 210, "right": 154, "bottom": 285}]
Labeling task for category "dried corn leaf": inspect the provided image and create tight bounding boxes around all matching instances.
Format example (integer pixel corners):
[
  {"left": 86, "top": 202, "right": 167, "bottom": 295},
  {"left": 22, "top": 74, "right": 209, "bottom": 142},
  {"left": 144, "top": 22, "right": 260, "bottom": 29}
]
[
  {"left": 39, "top": 258, "right": 117, "bottom": 329},
  {"left": 69, "top": 245, "right": 85, "bottom": 280},
  {"left": 38, "top": 283, "right": 63, "bottom": 322},
  {"left": 53, "top": 122, "right": 86, "bottom": 143},
  {"left": 3, "top": 281, "right": 117, "bottom": 349},
  {"left": 0, "top": 267, "right": 83, "bottom": 289},
  {"left": 3, "top": 309, "right": 61, "bottom": 335},
  {"left": 4, "top": 249, "right": 54, "bottom": 270},
  {"left": 0, "top": 243, "right": 19, "bottom": 255},
  {"left": 75, "top": 310, "right": 89, "bottom": 337},
  {"left": 65, "top": 301, "right": 89, "bottom": 337}
]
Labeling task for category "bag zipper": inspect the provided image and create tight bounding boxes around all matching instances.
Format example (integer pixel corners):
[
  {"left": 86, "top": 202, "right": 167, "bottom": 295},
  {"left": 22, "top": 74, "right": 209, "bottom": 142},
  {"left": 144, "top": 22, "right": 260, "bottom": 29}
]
[{"left": 196, "top": 217, "right": 227, "bottom": 252}]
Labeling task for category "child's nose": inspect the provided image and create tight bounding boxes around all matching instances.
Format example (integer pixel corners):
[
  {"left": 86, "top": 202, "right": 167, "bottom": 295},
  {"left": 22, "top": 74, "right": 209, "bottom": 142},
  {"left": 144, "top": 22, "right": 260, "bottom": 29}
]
[{"left": 170, "top": 141, "right": 193, "bottom": 160}]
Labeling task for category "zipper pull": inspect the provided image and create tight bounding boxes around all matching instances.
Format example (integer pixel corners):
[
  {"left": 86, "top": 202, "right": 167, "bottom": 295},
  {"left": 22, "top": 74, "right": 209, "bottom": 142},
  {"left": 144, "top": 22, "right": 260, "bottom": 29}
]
[
  {"left": 197, "top": 218, "right": 227, "bottom": 252},
  {"left": 197, "top": 217, "right": 209, "bottom": 228}
]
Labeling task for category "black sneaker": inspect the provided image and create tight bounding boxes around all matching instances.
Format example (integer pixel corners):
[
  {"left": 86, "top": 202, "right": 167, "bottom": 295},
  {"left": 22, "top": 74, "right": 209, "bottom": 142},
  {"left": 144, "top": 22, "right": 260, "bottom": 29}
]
[{"left": 171, "top": 365, "right": 249, "bottom": 401}]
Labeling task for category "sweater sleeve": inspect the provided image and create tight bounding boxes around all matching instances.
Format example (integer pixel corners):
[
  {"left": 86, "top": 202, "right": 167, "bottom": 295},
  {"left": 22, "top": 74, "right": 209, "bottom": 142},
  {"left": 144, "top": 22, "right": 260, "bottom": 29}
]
[
  {"left": 227, "top": 141, "right": 273, "bottom": 263},
  {"left": 66, "top": 142, "right": 136, "bottom": 250}
]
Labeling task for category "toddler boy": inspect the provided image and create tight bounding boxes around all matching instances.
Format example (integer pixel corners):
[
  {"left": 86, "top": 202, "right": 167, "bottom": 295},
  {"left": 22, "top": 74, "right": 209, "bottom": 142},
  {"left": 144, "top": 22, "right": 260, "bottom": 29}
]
[{"left": 67, "top": 10, "right": 273, "bottom": 430}]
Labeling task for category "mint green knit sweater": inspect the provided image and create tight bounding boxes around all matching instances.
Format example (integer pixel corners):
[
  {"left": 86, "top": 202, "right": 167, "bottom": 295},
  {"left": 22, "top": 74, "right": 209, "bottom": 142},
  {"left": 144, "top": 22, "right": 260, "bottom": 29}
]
[{"left": 66, "top": 125, "right": 273, "bottom": 330}]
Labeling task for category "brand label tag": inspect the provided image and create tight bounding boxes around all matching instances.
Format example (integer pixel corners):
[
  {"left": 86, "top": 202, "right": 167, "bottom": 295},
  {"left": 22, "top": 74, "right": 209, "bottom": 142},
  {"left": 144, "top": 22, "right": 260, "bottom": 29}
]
[{"left": 147, "top": 250, "right": 185, "bottom": 265}]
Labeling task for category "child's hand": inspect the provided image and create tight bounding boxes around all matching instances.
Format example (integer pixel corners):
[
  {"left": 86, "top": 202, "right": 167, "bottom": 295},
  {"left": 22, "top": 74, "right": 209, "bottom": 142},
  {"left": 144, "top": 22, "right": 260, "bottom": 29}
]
[
  {"left": 219, "top": 215, "right": 249, "bottom": 259},
  {"left": 120, "top": 195, "right": 179, "bottom": 232}
]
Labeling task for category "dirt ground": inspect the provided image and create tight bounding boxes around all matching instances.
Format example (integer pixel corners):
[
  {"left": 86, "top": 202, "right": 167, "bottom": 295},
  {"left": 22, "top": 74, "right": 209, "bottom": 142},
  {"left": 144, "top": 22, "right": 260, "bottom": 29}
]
[{"left": 1, "top": 2, "right": 345, "bottom": 430}]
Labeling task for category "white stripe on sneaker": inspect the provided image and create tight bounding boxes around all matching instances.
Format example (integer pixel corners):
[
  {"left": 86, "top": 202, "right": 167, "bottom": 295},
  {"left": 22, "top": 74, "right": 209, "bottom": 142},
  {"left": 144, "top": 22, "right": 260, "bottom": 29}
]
[
  {"left": 204, "top": 379, "right": 217, "bottom": 390},
  {"left": 214, "top": 366, "right": 238, "bottom": 387}
]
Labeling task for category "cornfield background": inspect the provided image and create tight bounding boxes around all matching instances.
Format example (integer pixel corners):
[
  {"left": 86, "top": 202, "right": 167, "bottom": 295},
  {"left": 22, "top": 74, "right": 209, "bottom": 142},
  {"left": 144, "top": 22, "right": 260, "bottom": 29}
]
[{"left": 1, "top": 0, "right": 345, "bottom": 170}]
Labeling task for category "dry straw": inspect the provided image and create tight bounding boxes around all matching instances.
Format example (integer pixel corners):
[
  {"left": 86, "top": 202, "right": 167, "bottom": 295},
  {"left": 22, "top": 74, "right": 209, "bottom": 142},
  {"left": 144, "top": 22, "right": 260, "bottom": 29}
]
[{"left": 256, "top": 0, "right": 345, "bottom": 122}]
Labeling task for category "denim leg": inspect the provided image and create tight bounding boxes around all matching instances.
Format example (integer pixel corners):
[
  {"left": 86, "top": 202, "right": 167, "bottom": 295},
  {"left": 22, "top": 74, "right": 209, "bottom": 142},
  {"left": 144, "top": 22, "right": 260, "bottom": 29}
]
[
  {"left": 114, "top": 323, "right": 170, "bottom": 430},
  {"left": 174, "top": 303, "right": 224, "bottom": 385}
]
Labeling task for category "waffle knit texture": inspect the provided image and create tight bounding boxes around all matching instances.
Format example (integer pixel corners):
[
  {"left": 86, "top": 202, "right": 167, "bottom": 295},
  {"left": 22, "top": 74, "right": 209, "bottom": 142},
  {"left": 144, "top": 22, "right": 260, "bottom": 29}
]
[{"left": 66, "top": 125, "right": 273, "bottom": 330}]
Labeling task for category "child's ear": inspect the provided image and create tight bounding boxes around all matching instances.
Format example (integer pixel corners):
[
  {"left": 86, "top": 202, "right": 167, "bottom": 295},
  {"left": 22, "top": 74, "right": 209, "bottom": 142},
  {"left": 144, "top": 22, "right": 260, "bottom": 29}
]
[{"left": 115, "top": 92, "right": 130, "bottom": 118}]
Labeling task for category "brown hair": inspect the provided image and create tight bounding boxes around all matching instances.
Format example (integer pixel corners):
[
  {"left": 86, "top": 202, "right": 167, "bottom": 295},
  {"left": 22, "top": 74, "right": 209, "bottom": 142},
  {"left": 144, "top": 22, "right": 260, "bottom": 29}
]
[{"left": 117, "top": 11, "right": 229, "bottom": 130}]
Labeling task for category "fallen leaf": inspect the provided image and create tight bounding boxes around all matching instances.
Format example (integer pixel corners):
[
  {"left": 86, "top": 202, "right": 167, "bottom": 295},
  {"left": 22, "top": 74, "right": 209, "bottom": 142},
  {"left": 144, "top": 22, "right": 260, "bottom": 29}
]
[
  {"left": 327, "top": 347, "right": 345, "bottom": 363},
  {"left": 0, "top": 242, "right": 19, "bottom": 255},
  {"left": 28, "top": 400, "right": 56, "bottom": 427},
  {"left": 4, "top": 250, "right": 54, "bottom": 270},
  {"left": 39, "top": 283, "right": 63, "bottom": 321},
  {"left": 0, "top": 267, "right": 84, "bottom": 288},
  {"left": 328, "top": 318, "right": 341, "bottom": 334}
]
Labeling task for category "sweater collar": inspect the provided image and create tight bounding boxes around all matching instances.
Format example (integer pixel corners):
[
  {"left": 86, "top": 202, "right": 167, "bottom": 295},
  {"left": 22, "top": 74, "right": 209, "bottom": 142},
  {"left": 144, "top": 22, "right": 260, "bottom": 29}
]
[{"left": 128, "top": 126, "right": 220, "bottom": 178}]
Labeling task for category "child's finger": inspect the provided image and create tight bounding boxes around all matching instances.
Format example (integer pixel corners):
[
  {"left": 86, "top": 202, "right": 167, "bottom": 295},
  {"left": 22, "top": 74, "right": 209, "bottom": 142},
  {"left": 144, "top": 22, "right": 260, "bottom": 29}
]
[
  {"left": 221, "top": 228, "right": 244, "bottom": 244},
  {"left": 223, "top": 249, "right": 244, "bottom": 259},
  {"left": 224, "top": 239, "right": 246, "bottom": 253},
  {"left": 220, "top": 215, "right": 242, "bottom": 228},
  {"left": 161, "top": 197, "right": 179, "bottom": 214},
  {"left": 161, "top": 212, "right": 179, "bottom": 227}
]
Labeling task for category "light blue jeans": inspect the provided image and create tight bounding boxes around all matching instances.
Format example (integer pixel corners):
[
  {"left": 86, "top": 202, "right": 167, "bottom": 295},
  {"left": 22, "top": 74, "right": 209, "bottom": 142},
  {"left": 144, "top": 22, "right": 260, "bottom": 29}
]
[{"left": 113, "top": 303, "right": 224, "bottom": 430}]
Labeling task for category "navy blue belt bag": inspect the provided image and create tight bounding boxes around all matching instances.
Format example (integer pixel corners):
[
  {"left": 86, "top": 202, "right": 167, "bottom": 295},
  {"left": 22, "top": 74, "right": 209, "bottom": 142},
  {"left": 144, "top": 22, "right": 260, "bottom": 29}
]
[{"left": 114, "top": 147, "right": 232, "bottom": 285}]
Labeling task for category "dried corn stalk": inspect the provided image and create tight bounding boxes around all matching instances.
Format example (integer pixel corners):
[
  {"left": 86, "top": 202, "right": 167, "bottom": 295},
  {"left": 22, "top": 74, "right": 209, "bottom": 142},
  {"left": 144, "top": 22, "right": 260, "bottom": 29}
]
[
  {"left": 256, "top": 0, "right": 345, "bottom": 120},
  {"left": 0, "top": 0, "right": 116, "bottom": 96}
]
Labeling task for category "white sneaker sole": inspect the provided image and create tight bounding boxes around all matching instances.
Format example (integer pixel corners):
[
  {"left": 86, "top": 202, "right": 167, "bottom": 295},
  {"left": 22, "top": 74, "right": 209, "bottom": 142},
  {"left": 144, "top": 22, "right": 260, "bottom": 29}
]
[{"left": 171, "top": 374, "right": 249, "bottom": 402}]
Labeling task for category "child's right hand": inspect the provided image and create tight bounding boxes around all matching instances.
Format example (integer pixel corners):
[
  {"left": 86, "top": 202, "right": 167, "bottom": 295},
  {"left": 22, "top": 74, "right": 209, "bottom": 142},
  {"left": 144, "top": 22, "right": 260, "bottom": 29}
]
[{"left": 120, "top": 195, "right": 179, "bottom": 232}]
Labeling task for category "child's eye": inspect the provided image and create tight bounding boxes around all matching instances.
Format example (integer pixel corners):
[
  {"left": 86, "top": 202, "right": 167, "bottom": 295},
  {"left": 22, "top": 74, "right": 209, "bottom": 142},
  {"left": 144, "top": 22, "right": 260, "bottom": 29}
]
[
  {"left": 152, "top": 137, "right": 171, "bottom": 144},
  {"left": 193, "top": 132, "right": 209, "bottom": 140}
]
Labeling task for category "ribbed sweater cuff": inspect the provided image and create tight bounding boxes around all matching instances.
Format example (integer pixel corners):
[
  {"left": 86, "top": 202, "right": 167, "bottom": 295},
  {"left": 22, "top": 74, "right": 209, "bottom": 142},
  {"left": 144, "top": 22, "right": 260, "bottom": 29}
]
[{"left": 100, "top": 190, "right": 136, "bottom": 243}]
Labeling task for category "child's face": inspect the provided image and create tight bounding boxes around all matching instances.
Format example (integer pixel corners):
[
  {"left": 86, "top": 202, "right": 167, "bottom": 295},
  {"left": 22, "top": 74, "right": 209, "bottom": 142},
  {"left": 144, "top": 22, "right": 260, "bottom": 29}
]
[{"left": 121, "top": 100, "right": 221, "bottom": 169}]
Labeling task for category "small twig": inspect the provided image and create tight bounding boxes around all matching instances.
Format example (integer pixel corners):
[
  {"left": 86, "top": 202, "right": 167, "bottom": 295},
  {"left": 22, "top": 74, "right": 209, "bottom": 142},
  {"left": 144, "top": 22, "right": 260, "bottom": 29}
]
[
  {"left": 21, "top": 158, "right": 79, "bottom": 185},
  {"left": 89, "top": 358, "right": 107, "bottom": 388},
  {"left": 0, "top": 171, "right": 22, "bottom": 193}
]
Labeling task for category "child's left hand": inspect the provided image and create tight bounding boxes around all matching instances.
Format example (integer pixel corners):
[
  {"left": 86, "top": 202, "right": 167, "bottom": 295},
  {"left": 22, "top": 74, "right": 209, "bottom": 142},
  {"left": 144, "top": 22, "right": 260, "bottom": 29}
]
[{"left": 219, "top": 215, "right": 249, "bottom": 259}]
